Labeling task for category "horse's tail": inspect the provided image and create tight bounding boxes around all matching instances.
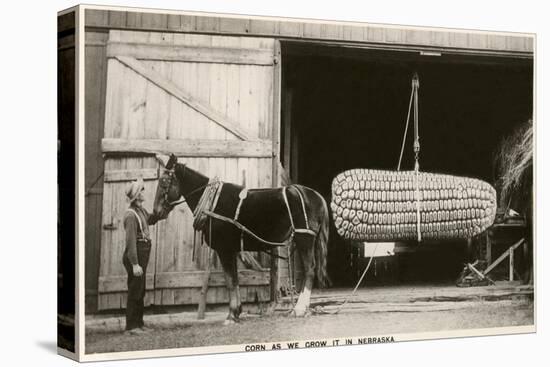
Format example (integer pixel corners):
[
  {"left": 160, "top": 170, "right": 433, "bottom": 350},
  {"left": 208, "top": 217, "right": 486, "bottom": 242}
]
[
  {"left": 313, "top": 191, "right": 330, "bottom": 288},
  {"left": 292, "top": 185, "right": 330, "bottom": 288}
]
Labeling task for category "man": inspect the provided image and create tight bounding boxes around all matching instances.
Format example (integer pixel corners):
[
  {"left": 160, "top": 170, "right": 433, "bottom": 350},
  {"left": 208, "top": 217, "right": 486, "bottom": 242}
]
[{"left": 123, "top": 178, "right": 169, "bottom": 335}]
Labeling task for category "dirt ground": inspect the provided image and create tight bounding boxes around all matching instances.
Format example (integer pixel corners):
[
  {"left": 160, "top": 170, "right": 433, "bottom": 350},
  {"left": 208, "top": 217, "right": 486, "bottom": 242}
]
[{"left": 86, "top": 300, "right": 533, "bottom": 354}]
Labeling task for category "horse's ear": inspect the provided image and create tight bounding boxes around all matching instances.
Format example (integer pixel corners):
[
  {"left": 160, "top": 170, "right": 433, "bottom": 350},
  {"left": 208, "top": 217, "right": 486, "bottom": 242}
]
[
  {"left": 155, "top": 154, "right": 170, "bottom": 168},
  {"left": 166, "top": 154, "right": 177, "bottom": 170}
]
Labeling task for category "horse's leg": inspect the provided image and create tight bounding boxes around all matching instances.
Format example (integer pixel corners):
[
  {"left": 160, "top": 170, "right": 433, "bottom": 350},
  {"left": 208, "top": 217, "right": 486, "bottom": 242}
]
[
  {"left": 292, "top": 234, "right": 316, "bottom": 317},
  {"left": 232, "top": 252, "right": 242, "bottom": 318},
  {"left": 218, "top": 249, "right": 240, "bottom": 324}
]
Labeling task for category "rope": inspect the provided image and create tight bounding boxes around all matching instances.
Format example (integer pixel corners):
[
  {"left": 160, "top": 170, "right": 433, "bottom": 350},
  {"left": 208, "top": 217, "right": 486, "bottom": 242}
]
[
  {"left": 397, "top": 85, "right": 415, "bottom": 171},
  {"left": 412, "top": 73, "right": 421, "bottom": 242},
  {"left": 397, "top": 73, "right": 422, "bottom": 242},
  {"left": 311, "top": 243, "right": 379, "bottom": 315},
  {"left": 415, "top": 168, "right": 422, "bottom": 242}
]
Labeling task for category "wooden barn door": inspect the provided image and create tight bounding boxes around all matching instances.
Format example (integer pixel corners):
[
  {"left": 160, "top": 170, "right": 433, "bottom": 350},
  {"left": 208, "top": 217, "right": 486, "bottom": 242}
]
[{"left": 98, "top": 30, "right": 280, "bottom": 310}]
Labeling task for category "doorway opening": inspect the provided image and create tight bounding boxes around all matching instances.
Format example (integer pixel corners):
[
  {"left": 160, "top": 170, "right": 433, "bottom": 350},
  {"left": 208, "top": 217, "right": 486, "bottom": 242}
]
[{"left": 280, "top": 41, "right": 533, "bottom": 287}]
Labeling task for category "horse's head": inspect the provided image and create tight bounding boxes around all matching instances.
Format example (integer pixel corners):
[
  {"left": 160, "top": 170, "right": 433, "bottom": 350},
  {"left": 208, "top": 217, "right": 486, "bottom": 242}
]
[{"left": 153, "top": 154, "right": 181, "bottom": 217}]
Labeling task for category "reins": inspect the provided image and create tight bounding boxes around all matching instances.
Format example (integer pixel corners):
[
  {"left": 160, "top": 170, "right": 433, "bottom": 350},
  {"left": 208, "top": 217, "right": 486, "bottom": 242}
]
[
  {"left": 167, "top": 182, "right": 215, "bottom": 207},
  {"left": 203, "top": 210, "right": 297, "bottom": 247}
]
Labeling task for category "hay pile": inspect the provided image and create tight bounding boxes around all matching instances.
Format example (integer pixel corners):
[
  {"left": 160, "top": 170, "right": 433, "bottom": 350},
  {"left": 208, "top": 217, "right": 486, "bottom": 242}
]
[{"left": 494, "top": 119, "right": 533, "bottom": 212}]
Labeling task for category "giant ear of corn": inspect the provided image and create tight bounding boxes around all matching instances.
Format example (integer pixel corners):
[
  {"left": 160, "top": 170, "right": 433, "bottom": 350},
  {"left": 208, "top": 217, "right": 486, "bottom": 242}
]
[{"left": 331, "top": 169, "right": 497, "bottom": 241}]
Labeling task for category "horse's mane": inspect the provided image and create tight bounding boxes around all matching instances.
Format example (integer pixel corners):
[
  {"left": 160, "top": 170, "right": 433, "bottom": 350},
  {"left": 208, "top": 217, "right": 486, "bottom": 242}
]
[{"left": 177, "top": 163, "right": 209, "bottom": 181}]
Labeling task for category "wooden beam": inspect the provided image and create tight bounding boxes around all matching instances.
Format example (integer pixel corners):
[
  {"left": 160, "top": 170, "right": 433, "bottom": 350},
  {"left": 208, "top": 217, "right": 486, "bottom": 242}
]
[
  {"left": 58, "top": 11, "right": 75, "bottom": 33},
  {"left": 278, "top": 162, "right": 291, "bottom": 186},
  {"left": 197, "top": 250, "right": 214, "bottom": 320},
  {"left": 282, "top": 89, "right": 293, "bottom": 171},
  {"left": 271, "top": 40, "right": 282, "bottom": 304},
  {"left": 114, "top": 56, "right": 255, "bottom": 141},
  {"left": 509, "top": 247, "right": 515, "bottom": 281},
  {"left": 484, "top": 238, "right": 524, "bottom": 276},
  {"left": 98, "top": 270, "right": 269, "bottom": 293},
  {"left": 156, "top": 270, "right": 270, "bottom": 289},
  {"left": 58, "top": 34, "right": 75, "bottom": 51},
  {"left": 85, "top": 187, "right": 103, "bottom": 196},
  {"left": 102, "top": 138, "right": 273, "bottom": 158},
  {"left": 107, "top": 42, "right": 274, "bottom": 66},
  {"left": 103, "top": 168, "right": 158, "bottom": 182},
  {"left": 485, "top": 231, "right": 492, "bottom": 264},
  {"left": 84, "top": 9, "right": 534, "bottom": 54},
  {"left": 98, "top": 274, "right": 155, "bottom": 293},
  {"left": 467, "top": 263, "right": 495, "bottom": 285}
]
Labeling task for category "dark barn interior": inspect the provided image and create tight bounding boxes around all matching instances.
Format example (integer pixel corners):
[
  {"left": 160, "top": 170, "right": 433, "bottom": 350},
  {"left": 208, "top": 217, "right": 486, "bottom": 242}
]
[{"left": 281, "top": 42, "right": 533, "bottom": 287}]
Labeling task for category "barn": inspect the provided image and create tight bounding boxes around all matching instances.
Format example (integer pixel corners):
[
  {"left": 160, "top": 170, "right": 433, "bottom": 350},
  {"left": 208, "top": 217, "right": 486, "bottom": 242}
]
[{"left": 78, "top": 6, "right": 533, "bottom": 313}]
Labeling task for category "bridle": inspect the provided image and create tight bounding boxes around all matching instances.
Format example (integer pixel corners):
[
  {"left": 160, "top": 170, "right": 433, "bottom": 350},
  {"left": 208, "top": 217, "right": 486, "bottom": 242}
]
[
  {"left": 159, "top": 168, "right": 182, "bottom": 209},
  {"left": 159, "top": 164, "right": 216, "bottom": 210}
]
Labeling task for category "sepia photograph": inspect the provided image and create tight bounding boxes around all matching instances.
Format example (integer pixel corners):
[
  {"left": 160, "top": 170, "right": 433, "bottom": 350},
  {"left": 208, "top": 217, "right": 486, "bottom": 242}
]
[{"left": 56, "top": 3, "right": 535, "bottom": 362}]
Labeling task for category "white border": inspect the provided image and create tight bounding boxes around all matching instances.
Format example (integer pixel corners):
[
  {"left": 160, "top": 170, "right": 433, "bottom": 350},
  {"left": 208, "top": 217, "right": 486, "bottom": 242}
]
[
  {"left": 76, "top": 4, "right": 86, "bottom": 360},
  {"left": 69, "top": 2, "right": 538, "bottom": 364},
  {"left": 79, "top": 325, "right": 535, "bottom": 362},
  {"left": 1, "top": 0, "right": 545, "bottom": 366},
  {"left": 532, "top": 32, "right": 538, "bottom": 334}
]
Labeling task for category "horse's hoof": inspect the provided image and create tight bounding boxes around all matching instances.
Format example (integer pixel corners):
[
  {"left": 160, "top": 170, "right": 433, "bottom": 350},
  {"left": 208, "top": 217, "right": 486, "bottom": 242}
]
[
  {"left": 292, "top": 307, "right": 307, "bottom": 317},
  {"left": 223, "top": 319, "right": 236, "bottom": 326}
]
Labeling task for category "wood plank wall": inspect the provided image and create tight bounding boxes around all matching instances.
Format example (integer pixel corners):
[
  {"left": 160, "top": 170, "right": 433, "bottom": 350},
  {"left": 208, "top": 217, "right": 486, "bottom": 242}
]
[
  {"left": 96, "top": 31, "right": 275, "bottom": 310},
  {"left": 84, "top": 9, "right": 533, "bottom": 55},
  {"left": 57, "top": 11, "right": 77, "bottom": 351},
  {"left": 84, "top": 31, "right": 108, "bottom": 313}
]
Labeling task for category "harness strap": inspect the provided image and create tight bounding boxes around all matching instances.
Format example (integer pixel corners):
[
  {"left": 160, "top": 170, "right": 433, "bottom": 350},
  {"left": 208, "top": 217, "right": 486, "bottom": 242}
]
[
  {"left": 234, "top": 189, "right": 248, "bottom": 253},
  {"left": 294, "top": 187, "right": 310, "bottom": 230},
  {"left": 204, "top": 210, "right": 295, "bottom": 247},
  {"left": 282, "top": 186, "right": 315, "bottom": 235},
  {"left": 295, "top": 228, "right": 316, "bottom": 235},
  {"left": 234, "top": 189, "right": 248, "bottom": 221},
  {"left": 127, "top": 209, "right": 145, "bottom": 237},
  {"left": 281, "top": 187, "right": 295, "bottom": 229}
]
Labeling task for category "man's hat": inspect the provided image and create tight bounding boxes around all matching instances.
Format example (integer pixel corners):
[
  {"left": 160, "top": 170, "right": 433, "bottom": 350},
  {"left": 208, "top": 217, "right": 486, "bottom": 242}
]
[{"left": 126, "top": 178, "right": 145, "bottom": 203}]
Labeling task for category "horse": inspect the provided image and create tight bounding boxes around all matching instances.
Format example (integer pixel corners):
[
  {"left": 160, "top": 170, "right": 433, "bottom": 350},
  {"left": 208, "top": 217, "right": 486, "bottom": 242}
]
[{"left": 153, "top": 154, "right": 330, "bottom": 323}]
